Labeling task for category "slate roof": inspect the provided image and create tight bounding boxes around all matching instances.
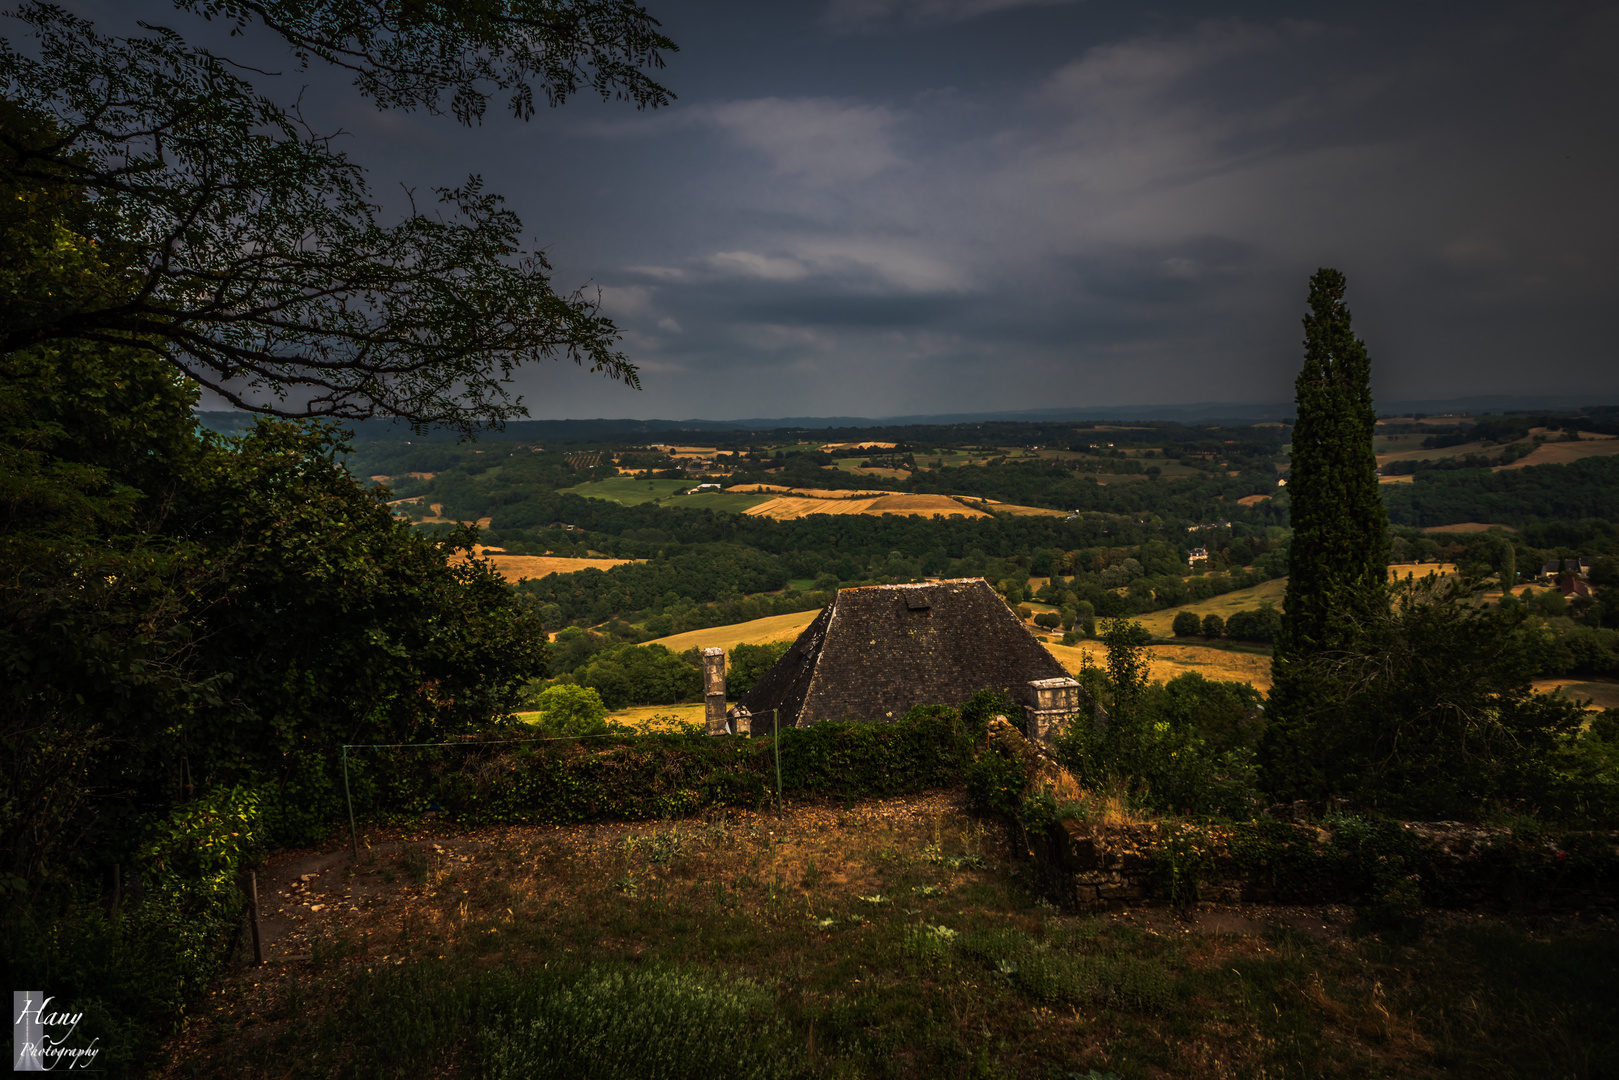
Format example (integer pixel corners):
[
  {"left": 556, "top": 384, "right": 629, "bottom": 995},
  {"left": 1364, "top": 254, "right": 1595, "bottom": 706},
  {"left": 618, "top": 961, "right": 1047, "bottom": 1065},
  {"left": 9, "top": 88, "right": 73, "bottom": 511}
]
[{"left": 733, "top": 578, "right": 1072, "bottom": 736}]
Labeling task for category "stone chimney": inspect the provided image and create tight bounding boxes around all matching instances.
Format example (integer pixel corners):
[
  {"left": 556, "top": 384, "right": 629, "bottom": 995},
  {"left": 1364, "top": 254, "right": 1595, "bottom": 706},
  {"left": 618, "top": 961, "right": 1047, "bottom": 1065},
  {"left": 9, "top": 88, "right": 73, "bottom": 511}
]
[
  {"left": 1024, "top": 676, "right": 1081, "bottom": 743},
  {"left": 702, "top": 647, "right": 726, "bottom": 735}
]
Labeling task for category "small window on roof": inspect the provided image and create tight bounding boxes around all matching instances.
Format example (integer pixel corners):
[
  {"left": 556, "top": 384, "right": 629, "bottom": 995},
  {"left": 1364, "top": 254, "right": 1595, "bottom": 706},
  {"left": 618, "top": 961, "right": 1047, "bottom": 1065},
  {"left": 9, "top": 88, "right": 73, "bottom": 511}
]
[{"left": 905, "top": 594, "right": 931, "bottom": 611}]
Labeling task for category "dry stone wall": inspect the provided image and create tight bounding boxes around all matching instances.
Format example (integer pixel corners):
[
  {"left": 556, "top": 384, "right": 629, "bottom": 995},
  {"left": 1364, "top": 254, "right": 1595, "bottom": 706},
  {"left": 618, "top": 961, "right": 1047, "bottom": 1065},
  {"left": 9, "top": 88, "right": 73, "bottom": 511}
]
[{"left": 1025, "top": 815, "right": 1619, "bottom": 913}]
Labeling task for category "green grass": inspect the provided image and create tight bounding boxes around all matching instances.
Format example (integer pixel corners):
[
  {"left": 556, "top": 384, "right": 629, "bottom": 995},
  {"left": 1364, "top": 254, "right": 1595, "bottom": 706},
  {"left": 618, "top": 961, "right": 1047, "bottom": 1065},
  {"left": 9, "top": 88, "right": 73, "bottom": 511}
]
[
  {"left": 557, "top": 477, "right": 692, "bottom": 505},
  {"left": 168, "top": 803, "right": 1618, "bottom": 1080}
]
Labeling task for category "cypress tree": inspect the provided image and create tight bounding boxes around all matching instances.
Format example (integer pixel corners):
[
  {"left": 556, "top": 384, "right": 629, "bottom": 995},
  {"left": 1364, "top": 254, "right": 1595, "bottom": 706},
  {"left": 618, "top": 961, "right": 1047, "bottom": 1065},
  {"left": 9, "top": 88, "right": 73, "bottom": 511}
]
[{"left": 1263, "top": 268, "right": 1389, "bottom": 798}]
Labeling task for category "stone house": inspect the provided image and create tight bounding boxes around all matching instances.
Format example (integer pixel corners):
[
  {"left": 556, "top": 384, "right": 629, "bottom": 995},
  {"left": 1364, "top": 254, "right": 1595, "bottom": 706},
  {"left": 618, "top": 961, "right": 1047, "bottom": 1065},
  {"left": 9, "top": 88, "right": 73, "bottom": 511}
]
[{"left": 728, "top": 578, "right": 1095, "bottom": 741}]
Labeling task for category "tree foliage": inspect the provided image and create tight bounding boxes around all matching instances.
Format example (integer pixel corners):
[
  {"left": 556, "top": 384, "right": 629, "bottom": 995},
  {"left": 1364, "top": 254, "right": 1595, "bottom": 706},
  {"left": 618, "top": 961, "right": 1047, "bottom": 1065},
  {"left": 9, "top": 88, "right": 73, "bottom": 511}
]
[
  {"left": 1, "top": 0, "right": 673, "bottom": 431},
  {"left": 529, "top": 684, "right": 610, "bottom": 736},
  {"left": 727, "top": 642, "right": 792, "bottom": 700},
  {"left": 1056, "top": 632, "right": 1262, "bottom": 818},
  {"left": 1278, "top": 573, "right": 1587, "bottom": 816},
  {"left": 180, "top": 0, "right": 676, "bottom": 123},
  {"left": 1265, "top": 269, "right": 1388, "bottom": 794}
]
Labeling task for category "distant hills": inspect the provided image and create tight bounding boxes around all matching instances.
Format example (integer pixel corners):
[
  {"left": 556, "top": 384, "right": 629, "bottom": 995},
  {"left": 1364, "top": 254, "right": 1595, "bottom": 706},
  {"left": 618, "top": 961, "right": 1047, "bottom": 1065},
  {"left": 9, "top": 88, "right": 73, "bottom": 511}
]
[{"left": 196, "top": 394, "right": 1616, "bottom": 443}]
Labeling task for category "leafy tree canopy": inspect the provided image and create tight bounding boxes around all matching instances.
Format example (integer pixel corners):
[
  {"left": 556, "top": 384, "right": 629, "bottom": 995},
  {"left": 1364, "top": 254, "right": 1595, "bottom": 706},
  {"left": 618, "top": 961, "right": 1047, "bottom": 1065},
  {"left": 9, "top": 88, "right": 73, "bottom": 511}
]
[{"left": 1, "top": 0, "right": 675, "bottom": 433}]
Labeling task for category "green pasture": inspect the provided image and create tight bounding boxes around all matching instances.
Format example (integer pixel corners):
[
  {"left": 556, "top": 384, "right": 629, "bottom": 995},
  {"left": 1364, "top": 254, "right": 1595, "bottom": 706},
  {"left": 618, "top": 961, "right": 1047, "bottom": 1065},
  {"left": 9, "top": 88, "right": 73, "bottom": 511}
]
[{"left": 556, "top": 478, "right": 694, "bottom": 506}]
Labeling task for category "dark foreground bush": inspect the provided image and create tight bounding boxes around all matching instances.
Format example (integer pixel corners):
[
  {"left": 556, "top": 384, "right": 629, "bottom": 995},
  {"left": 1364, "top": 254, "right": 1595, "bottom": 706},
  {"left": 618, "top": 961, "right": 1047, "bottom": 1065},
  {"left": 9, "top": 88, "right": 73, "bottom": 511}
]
[{"left": 2, "top": 788, "right": 263, "bottom": 1075}]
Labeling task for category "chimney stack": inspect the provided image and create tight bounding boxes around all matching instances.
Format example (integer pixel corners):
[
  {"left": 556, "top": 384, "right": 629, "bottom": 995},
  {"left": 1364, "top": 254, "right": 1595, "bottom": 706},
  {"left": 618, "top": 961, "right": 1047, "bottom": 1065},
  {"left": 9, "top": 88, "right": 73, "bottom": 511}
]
[{"left": 702, "top": 647, "right": 726, "bottom": 735}]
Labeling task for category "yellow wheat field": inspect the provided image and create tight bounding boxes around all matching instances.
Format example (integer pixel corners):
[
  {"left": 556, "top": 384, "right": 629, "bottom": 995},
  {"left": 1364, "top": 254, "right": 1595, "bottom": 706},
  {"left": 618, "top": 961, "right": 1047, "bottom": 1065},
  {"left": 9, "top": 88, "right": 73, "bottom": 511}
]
[
  {"left": 743, "top": 493, "right": 988, "bottom": 520},
  {"left": 461, "top": 548, "right": 639, "bottom": 583}
]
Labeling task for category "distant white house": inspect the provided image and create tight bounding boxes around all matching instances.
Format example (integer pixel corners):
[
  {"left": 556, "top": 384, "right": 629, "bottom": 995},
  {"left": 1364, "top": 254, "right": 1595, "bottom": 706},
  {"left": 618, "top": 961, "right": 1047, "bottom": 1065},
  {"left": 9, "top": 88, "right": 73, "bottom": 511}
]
[
  {"left": 1188, "top": 547, "right": 1210, "bottom": 565},
  {"left": 684, "top": 483, "right": 724, "bottom": 494}
]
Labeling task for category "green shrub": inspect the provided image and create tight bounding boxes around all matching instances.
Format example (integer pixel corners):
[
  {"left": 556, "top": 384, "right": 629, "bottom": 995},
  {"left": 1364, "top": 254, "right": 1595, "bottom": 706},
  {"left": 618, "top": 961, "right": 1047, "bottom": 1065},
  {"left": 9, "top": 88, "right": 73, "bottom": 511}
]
[
  {"left": 1058, "top": 714, "right": 1259, "bottom": 818},
  {"left": 3, "top": 786, "right": 266, "bottom": 1076},
  {"left": 966, "top": 742, "right": 1029, "bottom": 820},
  {"left": 479, "top": 965, "right": 792, "bottom": 1080},
  {"left": 1171, "top": 611, "right": 1201, "bottom": 637},
  {"left": 1200, "top": 613, "right": 1225, "bottom": 637},
  {"left": 1018, "top": 790, "right": 1085, "bottom": 837},
  {"left": 529, "top": 685, "right": 610, "bottom": 737},
  {"left": 1224, "top": 603, "right": 1281, "bottom": 643},
  {"left": 959, "top": 689, "right": 1017, "bottom": 741}
]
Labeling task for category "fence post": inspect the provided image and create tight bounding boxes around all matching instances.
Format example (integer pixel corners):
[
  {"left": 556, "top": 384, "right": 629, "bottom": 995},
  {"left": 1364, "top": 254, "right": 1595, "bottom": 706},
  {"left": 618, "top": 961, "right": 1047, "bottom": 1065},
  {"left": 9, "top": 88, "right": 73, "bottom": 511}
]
[
  {"left": 248, "top": 871, "right": 265, "bottom": 965},
  {"left": 773, "top": 708, "right": 783, "bottom": 813},
  {"left": 343, "top": 744, "right": 359, "bottom": 861}
]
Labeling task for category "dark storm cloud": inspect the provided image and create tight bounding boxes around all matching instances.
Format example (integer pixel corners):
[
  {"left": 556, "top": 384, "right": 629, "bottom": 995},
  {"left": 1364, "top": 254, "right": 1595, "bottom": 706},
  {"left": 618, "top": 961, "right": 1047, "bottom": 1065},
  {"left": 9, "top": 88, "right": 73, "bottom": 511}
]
[{"left": 33, "top": 0, "right": 1619, "bottom": 419}]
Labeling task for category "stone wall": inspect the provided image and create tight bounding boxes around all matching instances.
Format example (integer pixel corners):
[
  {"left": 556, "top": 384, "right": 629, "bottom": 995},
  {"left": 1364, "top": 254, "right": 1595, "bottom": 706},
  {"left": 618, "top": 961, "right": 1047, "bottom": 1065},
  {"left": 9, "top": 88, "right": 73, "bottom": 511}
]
[{"left": 1025, "top": 815, "right": 1619, "bottom": 912}]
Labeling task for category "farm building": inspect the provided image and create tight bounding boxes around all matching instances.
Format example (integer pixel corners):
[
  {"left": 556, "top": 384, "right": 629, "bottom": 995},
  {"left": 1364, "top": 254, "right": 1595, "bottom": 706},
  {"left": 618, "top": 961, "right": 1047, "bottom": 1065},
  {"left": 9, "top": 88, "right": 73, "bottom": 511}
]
[{"left": 728, "top": 578, "right": 1093, "bottom": 740}]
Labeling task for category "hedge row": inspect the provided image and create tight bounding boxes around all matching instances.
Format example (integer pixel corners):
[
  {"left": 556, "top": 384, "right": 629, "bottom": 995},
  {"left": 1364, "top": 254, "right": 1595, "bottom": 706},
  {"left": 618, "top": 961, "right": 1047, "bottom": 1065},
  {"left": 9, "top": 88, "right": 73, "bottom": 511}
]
[{"left": 329, "top": 710, "right": 977, "bottom": 830}]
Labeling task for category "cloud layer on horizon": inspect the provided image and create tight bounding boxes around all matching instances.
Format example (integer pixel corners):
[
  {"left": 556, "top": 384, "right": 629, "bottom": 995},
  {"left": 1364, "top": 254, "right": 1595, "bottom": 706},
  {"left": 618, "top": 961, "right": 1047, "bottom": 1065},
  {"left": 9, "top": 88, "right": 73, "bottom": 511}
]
[{"left": 76, "top": 0, "right": 1619, "bottom": 421}]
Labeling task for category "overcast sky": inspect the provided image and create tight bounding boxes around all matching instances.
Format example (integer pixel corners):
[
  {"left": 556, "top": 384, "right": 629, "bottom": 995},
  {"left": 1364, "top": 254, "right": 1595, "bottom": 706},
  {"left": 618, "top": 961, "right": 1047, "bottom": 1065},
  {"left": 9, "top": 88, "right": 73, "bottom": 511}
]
[{"left": 54, "top": 0, "right": 1619, "bottom": 420}]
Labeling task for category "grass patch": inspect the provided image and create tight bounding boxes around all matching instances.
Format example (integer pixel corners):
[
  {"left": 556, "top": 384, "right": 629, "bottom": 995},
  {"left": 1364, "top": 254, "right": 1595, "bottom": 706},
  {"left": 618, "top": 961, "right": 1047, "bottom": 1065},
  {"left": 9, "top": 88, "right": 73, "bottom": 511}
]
[
  {"left": 1133, "top": 576, "right": 1290, "bottom": 636},
  {"left": 556, "top": 478, "right": 693, "bottom": 506},
  {"left": 167, "top": 796, "right": 1618, "bottom": 1080}
]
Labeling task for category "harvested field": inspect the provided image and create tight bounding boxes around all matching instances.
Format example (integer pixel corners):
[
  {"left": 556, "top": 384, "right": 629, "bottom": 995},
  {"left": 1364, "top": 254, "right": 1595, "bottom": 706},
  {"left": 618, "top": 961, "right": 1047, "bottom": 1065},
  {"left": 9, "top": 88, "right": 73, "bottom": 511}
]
[
  {"left": 1389, "top": 562, "right": 1458, "bottom": 580},
  {"left": 1375, "top": 438, "right": 1502, "bottom": 467},
  {"left": 1131, "top": 577, "right": 1289, "bottom": 637},
  {"left": 648, "top": 609, "right": 823, "bottom": 653},
  {"left": 462, "top": 548, "right": 638, "bottom": 583},
  {"left": 1236, "top": 493, "right": 1272, "bottom": 506},
  {"left": 743, "top": 496, "right": 879, "bottom": 518},
  {"left": 1378, "top": 474, "right": 1415, "bottom": 484},
  {"left": 821, "top": 440, "right": 895, "bottom": 450},
  {"left": 1047, "top": 639, "right": 1274, "bottom": 691},
  {"left": 868, "top": 493, "right": 989, "bottom": 516},
  {"left": 1495, "top": 433, "right": 1619, "bottom": 470},
  {"left": 964, "top": 498, "right": 1067, "bottom": 517},
  {"left": 1532, "top": 678, "right": 1619, "bottom": 711},
  {"left": 512, "top": 702, "right": 705, "bottom": 732},
  {"left": 743, "top": 493, "right": 988, "bottom": 520}
]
